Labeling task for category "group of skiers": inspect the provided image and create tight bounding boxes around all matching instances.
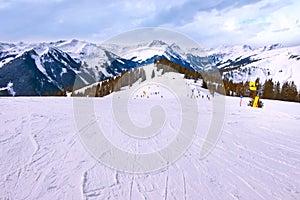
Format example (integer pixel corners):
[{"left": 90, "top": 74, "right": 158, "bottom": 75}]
[
  {"left": 132, "top": 83, "right": 213, "bottom": 101},
  {"left": 134, "top": 85, "right": 163, "bottom": 99},
  {"left": 190, "top": 88, "right": 211, "bottom": 100}
]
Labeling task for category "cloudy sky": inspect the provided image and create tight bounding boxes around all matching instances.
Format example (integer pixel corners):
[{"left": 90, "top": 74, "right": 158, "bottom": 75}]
[{"left": 0, "top": 0, "right": 299, "bottom": 47}]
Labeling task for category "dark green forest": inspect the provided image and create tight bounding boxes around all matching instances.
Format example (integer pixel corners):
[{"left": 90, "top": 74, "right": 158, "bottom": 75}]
[{"left": 218, "top": 78, "right": 299, "bottom": 102}]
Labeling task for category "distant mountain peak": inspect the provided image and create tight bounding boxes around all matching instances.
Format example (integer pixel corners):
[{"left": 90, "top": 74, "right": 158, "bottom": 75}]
[
  {"left": 169, "top": 42, "right": 180, "bottom": 49},
  {"left": 242, "top": 44, "right": 252, "bottom": 50},
  {"left": 49, "top": 40, "right": 66, "bottom": 45},
  {"left": 263, "top": 43, "right": 283, "bottom": 51},
  {"left": 147, "top": 40, "right": 168, "bottom": 47}
]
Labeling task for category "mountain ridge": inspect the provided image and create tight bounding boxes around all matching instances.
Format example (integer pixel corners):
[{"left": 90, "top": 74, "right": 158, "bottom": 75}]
[{"left": 1, "top": 39, "right": 299, "bottom": 96}]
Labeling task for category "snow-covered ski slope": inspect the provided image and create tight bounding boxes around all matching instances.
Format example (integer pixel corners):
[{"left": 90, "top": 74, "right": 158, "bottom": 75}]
[{"left": 0, "top": 71, "right": 299, "bottom": 199}]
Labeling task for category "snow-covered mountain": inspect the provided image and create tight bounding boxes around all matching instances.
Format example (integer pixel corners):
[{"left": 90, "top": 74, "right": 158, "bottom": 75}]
[
  {"left": 105, "top": 40, "right": 300, "bottom": 87},
  {"left": 103, "top": 39, "right": 210, "bottom": 71},
  {"left": 1, "top": 39, "right": 299, "bottom": 96},
  {"left": 207, "top": 44, "right": 300, "bottom": 87},
  {"left": 0, "top": 40, "right": 137, "bottom": 95}
]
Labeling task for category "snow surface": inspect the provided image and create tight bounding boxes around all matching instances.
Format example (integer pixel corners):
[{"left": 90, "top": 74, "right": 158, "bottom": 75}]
[
  {"left": 1, "top": 72, "right": 300, "bottom": 199},
  {"left": 0, "top": 57, "right": 15, "bottom": 69},
  {"left": 122, "top": 47, "right": 166, "bottom": 62},
  {"left": 105, "top": 40, "right": 190, "bottom": 63},
  {"left": 31, "top": 54, "right": 47, "bottom": 76}
]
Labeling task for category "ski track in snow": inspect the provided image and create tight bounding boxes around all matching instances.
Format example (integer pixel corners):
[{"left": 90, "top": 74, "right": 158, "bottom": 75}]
[{"left": 0, "top": 90, "right": 300, "bottom": 199}]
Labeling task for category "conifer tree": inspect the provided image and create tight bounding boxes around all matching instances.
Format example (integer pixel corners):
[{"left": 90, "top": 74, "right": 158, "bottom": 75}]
[
  {"left": 151, "top": 69, "right": 155, "bottom": 79},
  {"left": 289, "top": 81, "right": 298, "bottom": 101},
  {"left": 202, "top": 80, "right": 208, "bottom": 89},
  {"left": 262, "top": 79, "right": 274, "bottom": 99},
  {"left": 274, "top": 81, "right": 281, "bottom": 100},
  {"left": 95, "top": 83, "right": 100, "bottom": 97},
  {"left": 140, "top": 68, "right": 146, "bottom": 82},
  {"left": 281, "top": 82, "right": 290, "bottom": 101}
]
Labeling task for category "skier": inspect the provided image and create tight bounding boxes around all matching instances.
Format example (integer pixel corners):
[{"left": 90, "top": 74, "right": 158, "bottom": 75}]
[
  {"left": 207, "top": 94, "right": 210, "bottom": 100},
  {"left": 191, "top": 88, "right": 195, "bottom": 98},
  {"left": 240, "top": 94, "right": 243, "bottom": 107}
]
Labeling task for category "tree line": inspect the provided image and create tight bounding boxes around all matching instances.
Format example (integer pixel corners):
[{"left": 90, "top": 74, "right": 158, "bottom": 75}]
[
  {"left": 73, "top": 67, "right": 147, "bottom": 97},
  {"left": 211, "top": 78, "right": 299, "bottom": 102},
  {"left": 154, "top": 58, "right": 202, "bottom": 81},
  {"left": 261, "top": 79, "right": 299, "bottom": 102}
]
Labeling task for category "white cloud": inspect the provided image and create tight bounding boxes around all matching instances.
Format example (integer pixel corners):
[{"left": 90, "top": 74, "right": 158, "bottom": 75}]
[
  {"left": 171, "top": 0, "right": 300, "bottom": 47},
  {"left": 0, "top": 0, "right": 299, "bottom": 47}
]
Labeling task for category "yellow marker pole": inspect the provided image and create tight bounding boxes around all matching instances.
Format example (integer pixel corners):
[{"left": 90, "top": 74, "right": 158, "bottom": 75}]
[{"left": 253, "top": 96, "right": 259, "bottom": 107}]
